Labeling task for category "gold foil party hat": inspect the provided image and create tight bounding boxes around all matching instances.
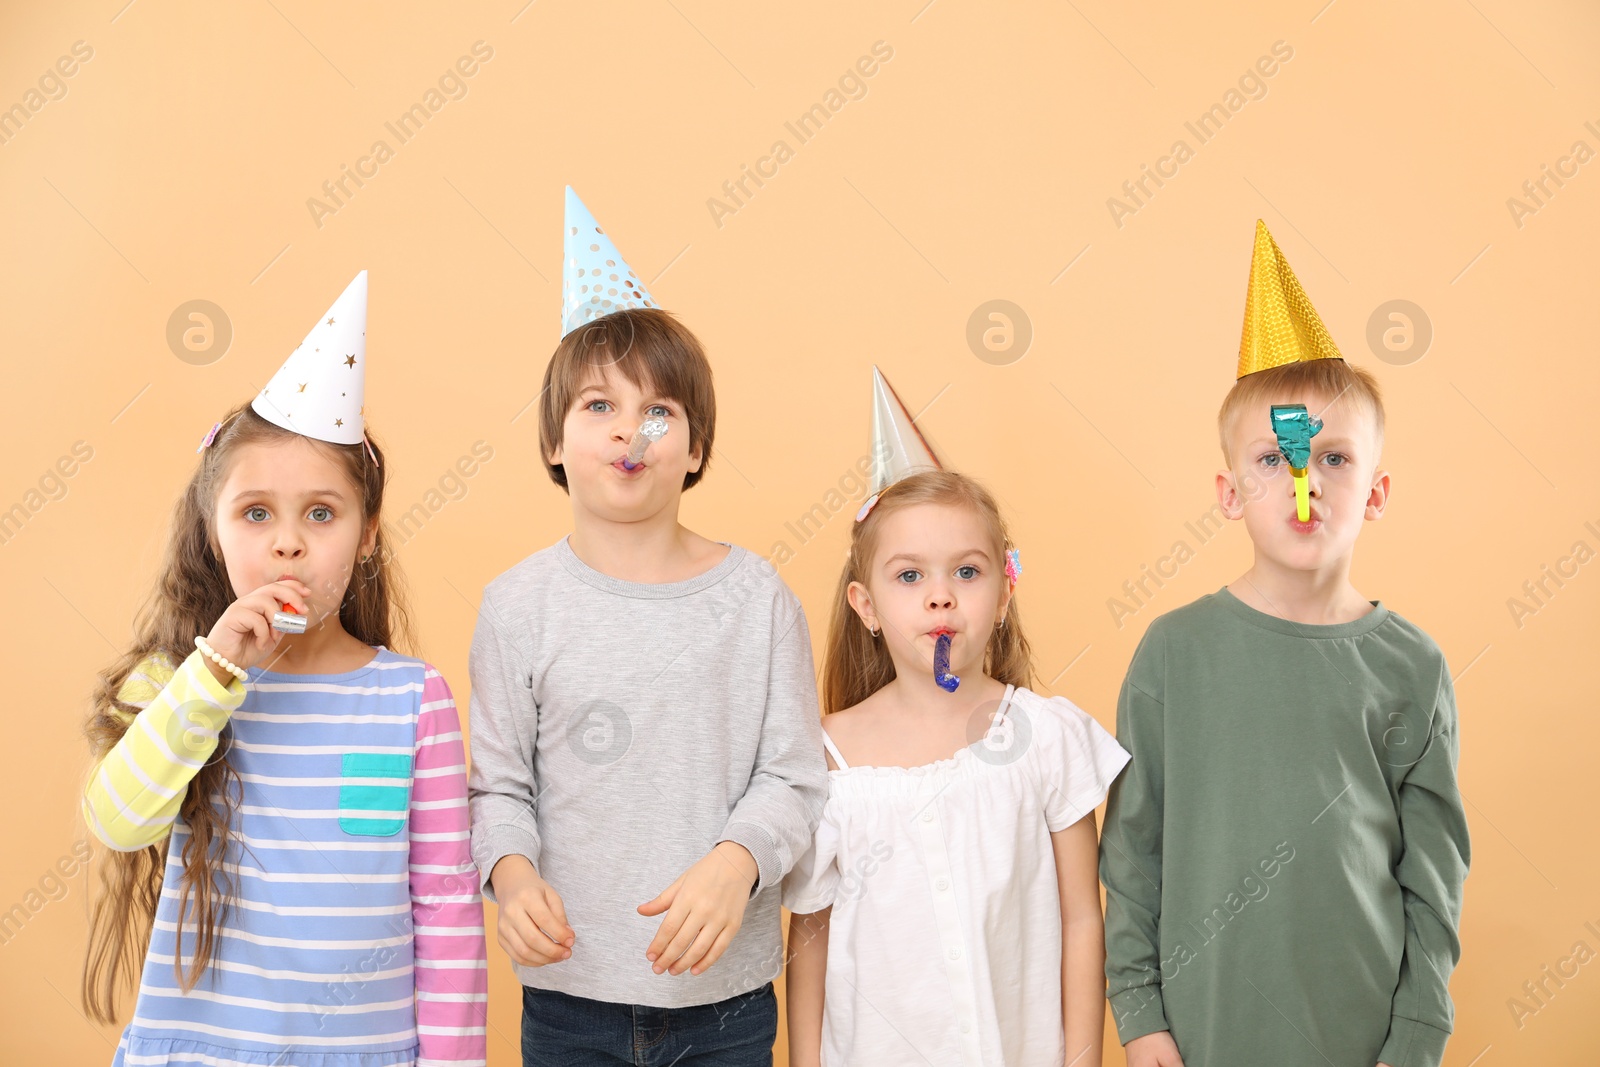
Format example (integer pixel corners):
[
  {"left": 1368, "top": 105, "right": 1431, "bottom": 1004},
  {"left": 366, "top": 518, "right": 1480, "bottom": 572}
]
[{"left": 1236, "top": 219, "right": 1344, "bottom": 378}]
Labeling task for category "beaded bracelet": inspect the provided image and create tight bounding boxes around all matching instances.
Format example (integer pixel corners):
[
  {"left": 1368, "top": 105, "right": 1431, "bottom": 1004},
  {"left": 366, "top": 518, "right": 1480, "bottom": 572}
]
[{"left": 194, "top": 635, "right": 248, "bottom": 683}]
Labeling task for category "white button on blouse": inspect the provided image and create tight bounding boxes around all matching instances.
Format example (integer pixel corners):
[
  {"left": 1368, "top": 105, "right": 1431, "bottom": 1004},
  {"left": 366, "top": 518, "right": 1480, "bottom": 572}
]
[{"left": 782, "top": 684, "right": 1131, "bottom": 1067}]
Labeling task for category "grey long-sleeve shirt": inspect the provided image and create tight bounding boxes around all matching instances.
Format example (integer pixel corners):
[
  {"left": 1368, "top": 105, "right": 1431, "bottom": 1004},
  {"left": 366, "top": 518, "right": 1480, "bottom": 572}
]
[{"left": 467, "top": 535, "right": 826, "bottom": 1007}]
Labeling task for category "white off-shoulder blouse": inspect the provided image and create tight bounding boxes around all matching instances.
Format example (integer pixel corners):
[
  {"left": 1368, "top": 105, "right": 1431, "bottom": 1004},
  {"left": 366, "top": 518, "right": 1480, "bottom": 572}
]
[{"left": 782, "top": 683, "right": 1130, "bottom": 1067}]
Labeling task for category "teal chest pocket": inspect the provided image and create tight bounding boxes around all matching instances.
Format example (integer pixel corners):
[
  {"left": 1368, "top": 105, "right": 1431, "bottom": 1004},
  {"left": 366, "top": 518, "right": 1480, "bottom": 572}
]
[{"left": 339, "top": 752, "right": 412, "bottom": 836}]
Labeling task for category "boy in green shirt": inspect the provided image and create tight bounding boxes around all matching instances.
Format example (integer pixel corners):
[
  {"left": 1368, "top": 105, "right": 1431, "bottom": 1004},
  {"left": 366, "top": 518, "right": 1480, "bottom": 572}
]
[{"left": 1100, "top": 221, "right": 1471, "bottom": 1067}]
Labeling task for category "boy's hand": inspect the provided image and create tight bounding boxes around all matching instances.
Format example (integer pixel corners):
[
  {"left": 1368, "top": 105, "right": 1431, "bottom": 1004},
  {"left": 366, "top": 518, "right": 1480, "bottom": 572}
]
[
  {"left": 489, "top": 855, "right": 574, "bottom": 967},
  {"left": 1126, "top": 1031, "right": 1185, "bottom": 1067},
  {"left": 638, "top": 842, "right": 758, "bottom": 976}
]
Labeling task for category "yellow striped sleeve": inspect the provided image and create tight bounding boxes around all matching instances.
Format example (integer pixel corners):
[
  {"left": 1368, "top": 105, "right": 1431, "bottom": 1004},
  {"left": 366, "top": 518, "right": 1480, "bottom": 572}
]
[{"left": 82, "top": 649, "right": 246, "bottom": 851}]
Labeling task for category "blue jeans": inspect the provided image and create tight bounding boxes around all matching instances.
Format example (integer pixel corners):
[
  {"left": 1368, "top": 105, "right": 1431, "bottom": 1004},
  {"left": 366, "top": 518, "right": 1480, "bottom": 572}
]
[{"left": 520, "top": 982, "right": 778, "bottom": 1067}]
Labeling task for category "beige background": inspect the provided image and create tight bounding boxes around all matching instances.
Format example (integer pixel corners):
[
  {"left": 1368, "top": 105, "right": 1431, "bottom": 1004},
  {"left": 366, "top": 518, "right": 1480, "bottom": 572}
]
[{"left": 3, "top": 1, "right": 1596, "bottom": 1063}]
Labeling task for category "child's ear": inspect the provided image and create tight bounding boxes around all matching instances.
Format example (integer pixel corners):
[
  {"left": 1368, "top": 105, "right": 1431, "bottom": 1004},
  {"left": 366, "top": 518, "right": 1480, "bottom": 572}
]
[
  {"left": 845, "top": 580, "right": 876, "bottom": 631},
  {"left": 1365, "top": 468, "right": 1391, "bottom": 521},
  {"left": 687, "top": 440, "right": 704, "bottom": 474},
  {"left": 1215, "top": 468, "right": 1246, "bottom": 520}
]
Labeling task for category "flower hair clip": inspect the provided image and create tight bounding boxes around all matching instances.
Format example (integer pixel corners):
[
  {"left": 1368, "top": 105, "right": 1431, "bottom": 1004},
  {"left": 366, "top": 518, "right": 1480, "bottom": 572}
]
[
  {"left": 1004, "top": 548, "right": 1022, "bottom": 588},
  {"left": 855, "top": 492, "right": 882, "bottom": 523}
]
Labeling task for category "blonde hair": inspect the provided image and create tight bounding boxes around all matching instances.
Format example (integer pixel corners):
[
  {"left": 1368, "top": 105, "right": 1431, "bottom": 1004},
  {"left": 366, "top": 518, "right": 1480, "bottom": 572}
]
[
  {"left": 1218, "top": 359, "right": 1385, "bottom": 463},
  {"left": 81, "top": 402, "right": 415, "bottom": 1023},
  {"left": 821, "top": 470, "right": 1034, "bottom": 714}
]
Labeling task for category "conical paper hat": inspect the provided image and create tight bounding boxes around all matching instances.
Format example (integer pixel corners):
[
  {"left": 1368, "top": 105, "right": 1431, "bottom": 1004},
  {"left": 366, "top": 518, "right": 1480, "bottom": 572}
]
[
  {"left": 1236, "top": 219, "right": 1343, "bottom": 378},
  {"left": 562, "top": 186, "right": 657, "bottom": 337},
  {"left": 252, "top": 271, "right": 368, "bottom": 445},
  {"left": 869, "top": 366, "right": 943, "bottom": 494}
]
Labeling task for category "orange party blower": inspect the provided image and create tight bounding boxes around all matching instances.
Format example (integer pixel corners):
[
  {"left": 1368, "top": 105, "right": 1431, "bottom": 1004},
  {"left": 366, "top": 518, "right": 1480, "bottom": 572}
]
[{"left": 272, "top": 599, "right": 307, "bottom": 634}]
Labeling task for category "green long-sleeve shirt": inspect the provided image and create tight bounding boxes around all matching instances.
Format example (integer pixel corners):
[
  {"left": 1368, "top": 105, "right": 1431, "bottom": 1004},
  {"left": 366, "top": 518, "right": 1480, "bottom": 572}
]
[{"left": 1100, "top": 588, "right": 1470, "bottom": 1067}]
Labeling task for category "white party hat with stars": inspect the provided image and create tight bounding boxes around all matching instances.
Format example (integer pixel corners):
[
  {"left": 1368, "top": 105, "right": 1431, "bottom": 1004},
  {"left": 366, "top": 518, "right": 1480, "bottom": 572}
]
[
  {"left": 562, "top": 186, "right": 656, "bottom": 337},
  {"left": 869, "top": 366, "right": 943, "bottom": 495},
  {"left": 252, "top": 271, "right": 368, "bottom": 446}
]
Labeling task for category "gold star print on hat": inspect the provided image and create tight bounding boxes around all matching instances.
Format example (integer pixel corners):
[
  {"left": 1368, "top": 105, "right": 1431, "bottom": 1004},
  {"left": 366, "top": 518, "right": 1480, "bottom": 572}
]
[
  {"left": 1236, "top": 220, "right": 1343, "bottom": 379},
  {"left": 252, "top": 271, "right": 368, "bottom": 445}
]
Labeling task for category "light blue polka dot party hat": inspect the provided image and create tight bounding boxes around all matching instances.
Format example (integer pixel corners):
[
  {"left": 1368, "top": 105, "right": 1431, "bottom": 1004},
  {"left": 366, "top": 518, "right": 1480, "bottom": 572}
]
[{"left": 562, "top": 185, "right": 657, "bottom": 337}]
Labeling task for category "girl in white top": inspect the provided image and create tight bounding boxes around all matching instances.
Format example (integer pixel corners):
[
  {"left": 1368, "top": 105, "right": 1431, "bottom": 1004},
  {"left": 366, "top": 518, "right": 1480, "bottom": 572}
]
[{"left": 783, "top": 471, "right": 1130, "bottom": 1067}]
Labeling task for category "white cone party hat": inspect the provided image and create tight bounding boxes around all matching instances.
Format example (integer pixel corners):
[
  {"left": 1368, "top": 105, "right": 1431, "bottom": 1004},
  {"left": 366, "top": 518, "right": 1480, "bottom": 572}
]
[
  {"left": 562, "top": 186, "right": 656, "bottom": 337},
  {"left": 869, "top": 366, "right": 943, "bottom": 495},
  {"left": 252, "top": 271, "right": 368, "bottom": 446}
]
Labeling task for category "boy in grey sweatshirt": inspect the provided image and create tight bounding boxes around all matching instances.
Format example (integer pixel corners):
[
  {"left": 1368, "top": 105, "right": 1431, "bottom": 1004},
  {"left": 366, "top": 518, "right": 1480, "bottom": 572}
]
[{"left": 467, "top": 301, "right": 826, "bottom": 1066}]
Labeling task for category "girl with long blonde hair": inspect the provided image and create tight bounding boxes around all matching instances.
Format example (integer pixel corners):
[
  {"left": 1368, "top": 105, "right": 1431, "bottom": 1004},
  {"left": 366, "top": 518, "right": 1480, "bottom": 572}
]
[{"left": 782, "top": 461, "right": 1130, "bottom": 1067}]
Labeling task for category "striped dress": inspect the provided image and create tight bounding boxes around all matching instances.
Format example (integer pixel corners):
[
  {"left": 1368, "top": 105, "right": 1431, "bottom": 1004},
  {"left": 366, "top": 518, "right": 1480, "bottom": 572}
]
[{"left": 82, "top": 646, "right": 488, "bottom": 1067}]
